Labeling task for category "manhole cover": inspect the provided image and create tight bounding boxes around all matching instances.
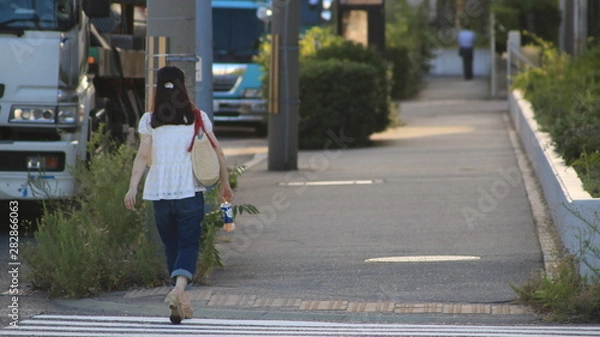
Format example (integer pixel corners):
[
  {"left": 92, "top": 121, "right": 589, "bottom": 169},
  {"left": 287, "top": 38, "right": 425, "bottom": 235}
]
[{"left": 365, "top": 255, "right": 481, "bottom": 263}]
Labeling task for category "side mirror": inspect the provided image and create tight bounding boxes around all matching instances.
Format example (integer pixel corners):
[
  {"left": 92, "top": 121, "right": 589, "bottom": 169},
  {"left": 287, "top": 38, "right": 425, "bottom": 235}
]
[{"left": 83, "top": 0, "right": 111, "bottom": 18}]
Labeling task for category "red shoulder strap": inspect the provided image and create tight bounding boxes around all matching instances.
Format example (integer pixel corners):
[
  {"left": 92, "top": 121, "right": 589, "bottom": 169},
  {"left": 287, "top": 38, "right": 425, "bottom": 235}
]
[{"left": 188, "top": 108, "right": 216, "bottom": 152}]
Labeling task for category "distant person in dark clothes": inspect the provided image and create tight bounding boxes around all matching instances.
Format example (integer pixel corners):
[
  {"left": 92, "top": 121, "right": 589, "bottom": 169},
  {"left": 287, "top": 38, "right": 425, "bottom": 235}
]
[{"left": 457, "top": 24, "right": 476, "bottom": 80}]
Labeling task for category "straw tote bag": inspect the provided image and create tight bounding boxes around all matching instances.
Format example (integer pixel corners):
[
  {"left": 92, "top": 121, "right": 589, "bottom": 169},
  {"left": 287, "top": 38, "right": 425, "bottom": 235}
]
[{"left": 187, "top": 108, "right": 220, "bottom": 186}]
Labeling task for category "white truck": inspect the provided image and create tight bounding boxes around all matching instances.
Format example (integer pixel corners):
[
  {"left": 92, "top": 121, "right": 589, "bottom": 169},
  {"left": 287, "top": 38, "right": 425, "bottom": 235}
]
[{"left": 0, "top": 0, "right": 145, "bottom": 201}]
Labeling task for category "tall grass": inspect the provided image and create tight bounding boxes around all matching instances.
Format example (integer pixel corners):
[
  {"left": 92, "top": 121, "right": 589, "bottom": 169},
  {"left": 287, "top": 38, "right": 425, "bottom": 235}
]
[
  {"left": 23, "top": 130, "right": 258, "bottom": 297},
  {"left": 23, "top": 132, "right": 164, "bottom": 298}
]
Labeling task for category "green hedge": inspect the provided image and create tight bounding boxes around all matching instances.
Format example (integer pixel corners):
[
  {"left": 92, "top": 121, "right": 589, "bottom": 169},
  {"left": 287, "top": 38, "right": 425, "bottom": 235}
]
[
  {"left": 312, "top": 41, "right": 392, "bottom": 135},
  {"left": 255, "top": 27, "right": 395, "bottom": 148},
  {"left": 385, "top": 46, "right": 425, "bottom": 99},
  {"left": 299, "top": 60, "right": 379, "bottom": 149},
  {"left": 513, "top": 43, "right": 600, "bottom": 196}
]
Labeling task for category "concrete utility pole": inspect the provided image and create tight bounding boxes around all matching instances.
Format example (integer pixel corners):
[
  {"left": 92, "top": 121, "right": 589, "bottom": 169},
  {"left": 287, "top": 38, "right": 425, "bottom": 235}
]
[
  {"left": 146, "top": 0, "right": 196, "bottom": 109},
  {"left": 268, "top": 0, "right": 300, "bottom": 171},
  {"left": 195, "top": 0, "right": 213, "bottom": 119},
  {"left": 490, "top": 8, "right": 497, "bottom": 98}
]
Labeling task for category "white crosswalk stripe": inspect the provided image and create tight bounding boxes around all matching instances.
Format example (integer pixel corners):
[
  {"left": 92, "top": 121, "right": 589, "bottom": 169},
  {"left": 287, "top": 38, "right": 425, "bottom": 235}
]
[{"left": 3, "top": 315, "right": 600, "bottom": 337}]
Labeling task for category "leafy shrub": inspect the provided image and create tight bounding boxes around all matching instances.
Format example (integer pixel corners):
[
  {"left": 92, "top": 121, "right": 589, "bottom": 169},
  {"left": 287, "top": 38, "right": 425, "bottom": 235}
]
[
  {"left": 23, "top": 130, "right": 258, "bottom": 297},
  {"left": 255, "top": 27, "right": 393, "bottom": 147},
  {"left": 385, "top": 0, "right": 433, "bottom": 99},
  {"left": 513, "top": 41, "right": 600, "bottom": 197},
  {"left": 254, "top": 26, "right": 346, "bottom": 100},
  {"left": 299, "top": 26, "right": 346, "bottom": 58},
  {"left": 312, "top": 40, "right": 392, "bottom": 134},
  {"left": 195, "top": 166, "right": 259, "bottom": 281},
  {"left": 512, "top": 38, "right": 600, "bottom": 323},
  {"left": 385, "top": 46, "right": 424, "bottom": 99},
  {"left": 513, "top": 256, "right": 600, "bottom": 323},
  {"left": 299, "top": 59, "right": 379, "bottom": 149},
  {"left": 23, "top": 135, "right": 164, "bottom": 298}
]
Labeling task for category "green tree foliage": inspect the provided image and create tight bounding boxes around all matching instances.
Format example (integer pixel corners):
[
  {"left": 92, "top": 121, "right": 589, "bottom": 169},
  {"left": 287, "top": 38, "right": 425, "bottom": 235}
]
[
  {"left": 385, "top": 0, "right": 433, "bottom": 99},
  {"left": 492, "top": 0, "right": 561, "bottom": 52}
]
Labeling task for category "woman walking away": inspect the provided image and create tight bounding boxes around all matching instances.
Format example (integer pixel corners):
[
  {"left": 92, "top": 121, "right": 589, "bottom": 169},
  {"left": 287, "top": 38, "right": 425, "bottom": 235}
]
[{"left": 124, "top": 66, "right": 233, "bottom": 324}]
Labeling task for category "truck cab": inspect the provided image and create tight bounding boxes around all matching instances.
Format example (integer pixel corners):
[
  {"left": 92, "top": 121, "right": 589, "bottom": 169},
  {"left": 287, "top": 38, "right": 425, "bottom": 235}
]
[
  {"left": 212, "top": 0, "right": 268, "bottom": 136},
  {"left": 0, "top": 0, "right": 143, "bottom": 201},
  {"left": 211, "top": 0, "right": 327, "bottom": 137},
  {"left": 0, "top": 0, "right": 97, "bottom": 200}
]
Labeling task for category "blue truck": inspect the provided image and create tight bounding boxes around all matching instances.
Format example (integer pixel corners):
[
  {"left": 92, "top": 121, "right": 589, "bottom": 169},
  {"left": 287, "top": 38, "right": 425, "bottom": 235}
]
[
  {"left": 212, "top": 0, "right": 268, "bottom": 136},
  {"left": 212, "top": 0, "right": 325, "bottom": 137}
]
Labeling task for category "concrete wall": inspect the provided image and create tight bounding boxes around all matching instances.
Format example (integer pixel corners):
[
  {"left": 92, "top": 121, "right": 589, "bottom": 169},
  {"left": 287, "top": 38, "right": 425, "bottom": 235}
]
[
  {"left": 428, "top": 48, "right": 491, "bottom": 77},
  {"left": 509, "top": 90, "right": 600, "bottom": 278}
]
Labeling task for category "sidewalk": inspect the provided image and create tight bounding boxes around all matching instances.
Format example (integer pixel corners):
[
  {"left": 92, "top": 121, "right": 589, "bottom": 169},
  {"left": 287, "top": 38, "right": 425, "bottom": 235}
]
[{"left": 39, "top": 76, "right": 551, "bottom": 324}]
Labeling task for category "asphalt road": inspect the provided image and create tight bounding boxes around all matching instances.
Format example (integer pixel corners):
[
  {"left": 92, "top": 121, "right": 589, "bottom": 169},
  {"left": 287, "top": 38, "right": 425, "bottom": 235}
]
[
  {"left": 0, "top": 77, "right": 548, "bottom": 327},
  {"left": 205, "top": 78, "right": 544, "bottom": 307}
]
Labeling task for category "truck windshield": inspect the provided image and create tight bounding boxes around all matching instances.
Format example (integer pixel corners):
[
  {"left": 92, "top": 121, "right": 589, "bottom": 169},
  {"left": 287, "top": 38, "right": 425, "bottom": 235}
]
[
  {"left": 0, "top": 0, "right": 76, "bottom": 32},
  {"left": 213, "top": 8, "right": 264, "bottom": 63}
]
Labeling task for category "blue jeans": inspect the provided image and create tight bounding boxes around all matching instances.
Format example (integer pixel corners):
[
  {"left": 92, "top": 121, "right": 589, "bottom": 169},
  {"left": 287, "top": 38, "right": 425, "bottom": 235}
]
[{"left": 153, "top": 192, "right": 204, "bottom": 283}]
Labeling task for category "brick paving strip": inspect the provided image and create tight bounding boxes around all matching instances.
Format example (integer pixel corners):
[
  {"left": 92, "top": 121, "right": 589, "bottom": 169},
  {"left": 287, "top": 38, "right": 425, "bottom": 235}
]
[{"left": 124, "top": 287, "right": 529, "bottom": 315}]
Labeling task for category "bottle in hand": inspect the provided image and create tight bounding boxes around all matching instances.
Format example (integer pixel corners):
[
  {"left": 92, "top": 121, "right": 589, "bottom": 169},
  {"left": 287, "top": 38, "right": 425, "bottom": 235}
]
[{"left": 220, "top": 200, "right": 235, "bottom": 232}]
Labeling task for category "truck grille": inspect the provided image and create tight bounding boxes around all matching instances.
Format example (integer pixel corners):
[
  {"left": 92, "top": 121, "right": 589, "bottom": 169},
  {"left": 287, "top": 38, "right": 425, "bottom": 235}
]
[
  {"left": 0, "top": 127, "right": 61, "bottom": 141},
  {"left": 213, "top": 74, "right": 239, "bottom": 92}
]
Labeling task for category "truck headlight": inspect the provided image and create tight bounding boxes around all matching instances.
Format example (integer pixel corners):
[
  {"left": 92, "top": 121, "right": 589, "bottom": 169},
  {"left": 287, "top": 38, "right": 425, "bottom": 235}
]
[
  {"left": 10, "top": 107, "right": 55, "bottom": 124},
  {"left": 10, "top": 105, "right": 78, "bottom": 125}
]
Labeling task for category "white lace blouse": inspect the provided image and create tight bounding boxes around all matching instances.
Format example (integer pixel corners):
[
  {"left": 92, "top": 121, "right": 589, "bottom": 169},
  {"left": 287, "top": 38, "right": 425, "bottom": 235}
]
[{"left": 138, "top": 111, "right": 213, "bottom": 200}]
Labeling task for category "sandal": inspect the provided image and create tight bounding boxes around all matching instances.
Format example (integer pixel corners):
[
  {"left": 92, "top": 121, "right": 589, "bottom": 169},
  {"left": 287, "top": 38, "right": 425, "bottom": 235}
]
[
  {"left": 181, "top": 291, "right": 193, "bottom": 319},
  {"left": 166, "top": 291, "right": 184, "bottom": 324},
  {"left": 182, "top": 304, "right": 193, "bottom": 319}
]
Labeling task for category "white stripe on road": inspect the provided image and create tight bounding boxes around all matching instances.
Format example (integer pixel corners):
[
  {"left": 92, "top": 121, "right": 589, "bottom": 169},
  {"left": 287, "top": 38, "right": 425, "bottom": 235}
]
[{"left": 3, "top": 315, "right": 600, "bottom": 337}]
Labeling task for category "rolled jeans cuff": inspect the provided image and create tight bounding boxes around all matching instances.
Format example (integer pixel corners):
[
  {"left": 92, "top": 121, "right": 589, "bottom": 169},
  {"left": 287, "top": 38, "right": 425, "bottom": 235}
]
[{"left": 170, "top": 268, "right": 193, "bottom": 283}]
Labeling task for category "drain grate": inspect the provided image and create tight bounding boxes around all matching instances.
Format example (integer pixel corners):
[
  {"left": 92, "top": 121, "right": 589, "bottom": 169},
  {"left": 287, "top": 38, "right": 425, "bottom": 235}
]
[{"left": 365, "top": 255, "right": 481, "bottom": 263}]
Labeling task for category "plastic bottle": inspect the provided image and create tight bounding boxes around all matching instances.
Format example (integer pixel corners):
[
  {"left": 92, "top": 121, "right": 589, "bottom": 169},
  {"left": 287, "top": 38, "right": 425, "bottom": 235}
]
[{"left": 220, "top": 200, "right": 235, "bottom": 232}]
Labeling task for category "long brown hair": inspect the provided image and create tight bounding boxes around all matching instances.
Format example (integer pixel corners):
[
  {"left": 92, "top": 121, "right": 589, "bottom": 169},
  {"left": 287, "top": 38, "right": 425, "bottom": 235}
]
[{"left": 151, "top": 66, "right": 195, "bottom": 128}]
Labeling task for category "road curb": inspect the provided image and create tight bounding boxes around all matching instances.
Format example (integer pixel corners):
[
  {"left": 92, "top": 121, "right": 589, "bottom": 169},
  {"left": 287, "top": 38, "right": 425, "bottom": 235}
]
[
  {"left": 502, "top": 113, "right": 563, "bottom": 277},
  {"left": 122, "top": 286, "right": 529, "bottom": 316}
]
